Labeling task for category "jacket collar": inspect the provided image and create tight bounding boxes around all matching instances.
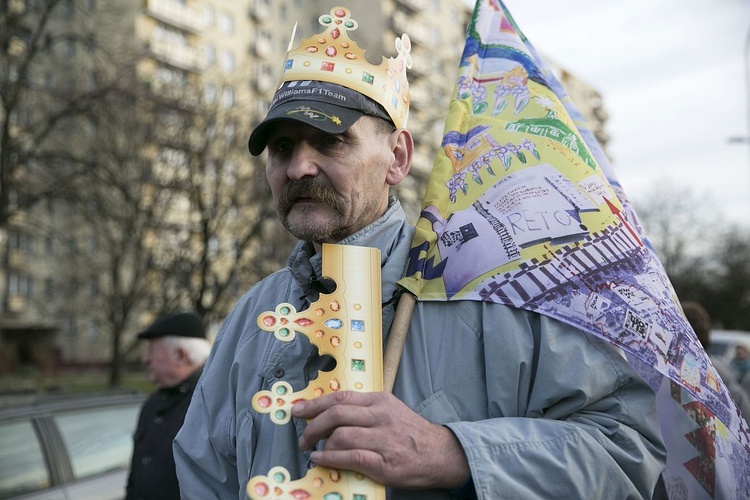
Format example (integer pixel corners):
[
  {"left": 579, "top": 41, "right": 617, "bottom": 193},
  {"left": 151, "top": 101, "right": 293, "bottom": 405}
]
[{"left": 286, "top": 196, "right": 414, "bottom": 336}]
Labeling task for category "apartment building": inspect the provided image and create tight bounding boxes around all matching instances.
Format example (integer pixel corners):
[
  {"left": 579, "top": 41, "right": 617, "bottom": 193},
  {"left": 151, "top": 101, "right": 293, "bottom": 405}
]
[{"left": 0, "top": 0, "right": 607, "bottom": 372}]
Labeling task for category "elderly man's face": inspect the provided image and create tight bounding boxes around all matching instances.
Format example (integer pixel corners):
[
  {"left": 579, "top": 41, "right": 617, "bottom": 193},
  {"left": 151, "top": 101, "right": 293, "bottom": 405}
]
[
  {"left": 141, "top": 338, "right": 184, "bottom": 389},
  {"left": 736, "top": 345, "right": 750, "bottom": 361},
  {"left": 264, "top": 116, "right": 396, "bottom": 243}
]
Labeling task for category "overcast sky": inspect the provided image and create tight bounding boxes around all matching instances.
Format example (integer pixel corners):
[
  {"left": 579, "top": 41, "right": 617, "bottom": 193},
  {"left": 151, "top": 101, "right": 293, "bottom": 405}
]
[{"left": 461, "top": 0, "right": 750, "bottom": 225}]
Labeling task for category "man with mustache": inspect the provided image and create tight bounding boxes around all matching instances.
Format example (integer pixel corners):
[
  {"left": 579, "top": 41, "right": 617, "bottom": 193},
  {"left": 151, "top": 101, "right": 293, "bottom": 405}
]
[{"left": 174, "top": 8, "right": 665, "bottom": 499}]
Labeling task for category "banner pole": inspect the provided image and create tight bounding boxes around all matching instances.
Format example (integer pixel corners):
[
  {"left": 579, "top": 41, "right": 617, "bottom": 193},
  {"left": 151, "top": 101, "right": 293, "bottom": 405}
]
[{"left": 383, "top": 292, "right": 416, "bottom": 393}]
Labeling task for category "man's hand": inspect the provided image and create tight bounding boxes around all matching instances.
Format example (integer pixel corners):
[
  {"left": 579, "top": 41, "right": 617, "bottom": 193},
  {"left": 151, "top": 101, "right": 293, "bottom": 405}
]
[{"left": 291, "top": 391, "right": 470, "bottom": 490}]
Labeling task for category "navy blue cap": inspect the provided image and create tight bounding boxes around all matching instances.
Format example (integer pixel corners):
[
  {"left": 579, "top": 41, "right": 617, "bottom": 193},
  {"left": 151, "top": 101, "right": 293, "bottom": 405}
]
[
  {"left": 248, "top": 80, "right": 392, "bottom": 156},
  {"left": 137, "top": 312, "right": 206, "bottom": 340}
]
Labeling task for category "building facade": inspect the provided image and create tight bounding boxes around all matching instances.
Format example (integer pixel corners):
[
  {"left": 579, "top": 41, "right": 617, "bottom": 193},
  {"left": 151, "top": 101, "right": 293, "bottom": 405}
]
[{"left": 0, "top": 0, "right": 607, "bottom": 373}]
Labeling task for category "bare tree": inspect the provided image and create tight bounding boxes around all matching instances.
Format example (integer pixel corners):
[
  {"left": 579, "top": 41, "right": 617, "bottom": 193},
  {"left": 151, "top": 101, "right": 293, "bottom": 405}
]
[
  {"left": 3, "top": 2, "right": 294, "bottom": 384},
  {"left": 142, "top": 76, "right": 295, "bottom": 328},
  {"left": 634, "top": 181, "right": 750, "bottom": 330},
  {"left": 704, "top": 225, "right": 750, "bottom": 330},
  {"left": 0, "top": 0, "right": 143, "bottom": 376},
  {"left": 0, "top": 0, "right": 133, "bottom": 229},
  {"left": 633, "top": 181, "right": 718, "bottom": 296},
  {"left": 74, "top": 73, "right": 293, "bottom": 385}
]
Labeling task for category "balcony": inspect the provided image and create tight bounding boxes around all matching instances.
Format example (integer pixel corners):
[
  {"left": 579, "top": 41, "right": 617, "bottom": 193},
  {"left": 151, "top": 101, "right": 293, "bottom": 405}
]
[
  {"left": 408, "top": 84, "right": 430, "bottom": 111},
  {"left": 7, "top": 0, "right": 26, "bottom": 14},
  {"left": 391, "top": 11, "right": 431, "bottom": 46},
  {"left": 144, "top": 0, "right": 206, "bottom": 33},
  {"left": 7, "top": 249, "right": 28, "bottom": 269},
  {"left": 147, "top": 38, "right": 201, "bottom": 71},
  {"left": 250, "top": 1, "right": 272, "bottom": 21},
  {"left": 251, "top": 39, "right": 274, "bottom": 60},
  {"left": 149, "top": 79, "right": 201, "bottom": 105},
  {"left": 6, "top": 294, "right": 28, "bottom": 314}
]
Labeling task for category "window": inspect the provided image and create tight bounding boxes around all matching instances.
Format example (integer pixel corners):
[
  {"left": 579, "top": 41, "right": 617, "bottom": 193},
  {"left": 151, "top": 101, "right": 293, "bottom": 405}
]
[
  {"left": 45, "top": 277, "right": 55, "bottom": 300},
  {"left": 87, "top": 318, "right": 99, "bottom": 341},
  {"left": 203, "top": 5, "right": 214, "bottom": 27},
  {"left": 220, "top": 50, "right": 235, "bottom": 72},
  {"left": 61, "top": 37, "right": 76, "bottom": 56},
  {"left": 158, "top": 147, "right": 188, "bottom": 168},
  {"left": 45, "top": 235, "right": 55, "bottom": 255},
  {"left": 220, "top": 86, "right": 234, "bottom": 109},
  {"left": 0, "top": 421, "right": 50, "bottom": 497},
  {"left": 208, "top": 236, "right": 219, "bottom": 258},
  {"left": 87, "top": 234, "right": 97, "bottom": 255},
  {"left": 61, "top": 0, "right": 75, "bottom": 18},
  {"left": 219, "top": 12, "right": 234, "bottom": 34},
  {"left": 7, "top": 272, "right": 34, "bottom": 299},
  {"left": 154, "top": 65, "right": 187, "bottom": 86},
  {"left": 7, "top": 62, "right": 19, "bottom": 83},
  {"left": 84, "top": 33, "right": 95, "bottom": 54},
  {"left": 83, "top": 70, "right": 96, "bottom": 90},
  {"left": 204, "top": 43, "right": 215, "bottom": 66},
  {"left": 223, "top": 162, "right": 237, "bottom": 186},
  {"left": 204, "top": 83, "right": 216, "bottom": 103},
  {"left": 224, "top": 124, "right": 236, "bottom": 143},
  {"left": 54, "top": 405, "right": 140, "bottom": 480},
  {"left": 9, "top": 230, "right": 34, "bottom": 255}
]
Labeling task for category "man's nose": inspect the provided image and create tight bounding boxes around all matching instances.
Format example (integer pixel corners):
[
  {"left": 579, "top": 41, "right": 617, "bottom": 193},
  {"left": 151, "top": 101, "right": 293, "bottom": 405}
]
[{"left": 286, "top": 142, "right": 321, "bottom": 180}]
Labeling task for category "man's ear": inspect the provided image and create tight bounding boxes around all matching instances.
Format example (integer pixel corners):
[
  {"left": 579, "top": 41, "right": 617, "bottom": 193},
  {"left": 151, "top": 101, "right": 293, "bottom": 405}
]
[
  {"left": 386, "top": 129, "right": 413, "bottom": 187},
  {"left": 175, "top": 346, "right": 188, "bottom": 363}
]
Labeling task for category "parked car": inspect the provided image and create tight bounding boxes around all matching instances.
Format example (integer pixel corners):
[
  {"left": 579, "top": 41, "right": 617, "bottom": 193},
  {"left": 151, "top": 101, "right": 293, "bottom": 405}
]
[
  {"left": 0, "top": 392, "right": 145, "bottom": 500},
  {"left": 707, "top": 330, "right": 750, "bottom": 364}
]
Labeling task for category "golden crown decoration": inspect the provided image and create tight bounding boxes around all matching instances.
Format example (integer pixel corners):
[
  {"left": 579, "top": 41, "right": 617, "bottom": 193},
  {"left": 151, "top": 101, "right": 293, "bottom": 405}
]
[
  {"left": 278, "top": 6, "right": 412, "bottom": 129},
  {"left": 247, "top": 243, "right": 385, "bottom": 500}
]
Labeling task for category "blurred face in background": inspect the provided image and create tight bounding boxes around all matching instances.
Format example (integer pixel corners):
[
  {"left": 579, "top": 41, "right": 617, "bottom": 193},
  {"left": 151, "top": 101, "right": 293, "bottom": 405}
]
[
  {"left": 141, "top": 338, "right": 185, "bottom": 389},
  {"left": 736, "top": 344, "right": 750, "bottom": 362}
]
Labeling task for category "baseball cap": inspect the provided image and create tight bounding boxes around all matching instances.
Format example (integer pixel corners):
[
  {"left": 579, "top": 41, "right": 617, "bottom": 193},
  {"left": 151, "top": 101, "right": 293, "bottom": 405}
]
[
  {"left": 248, "top": 80, "right": 393, "bottom": 156},
  {"left": 137, "top": 312, "right": 206, "bottom": 340}
]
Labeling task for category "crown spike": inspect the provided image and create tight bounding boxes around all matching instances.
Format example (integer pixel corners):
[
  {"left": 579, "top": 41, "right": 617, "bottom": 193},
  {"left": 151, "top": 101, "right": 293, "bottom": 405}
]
[
  {"left": 276, "top": 6, "right": 412, "bottom": 129},
  {"left": 286, "top": 22, "right": 297, "bottom": 52}
]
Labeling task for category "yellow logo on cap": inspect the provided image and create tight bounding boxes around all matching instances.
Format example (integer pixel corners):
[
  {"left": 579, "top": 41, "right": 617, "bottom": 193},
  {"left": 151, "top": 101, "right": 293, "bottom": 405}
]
[{"left": 285, "top": 105, "right": 343, "bottom": 126}]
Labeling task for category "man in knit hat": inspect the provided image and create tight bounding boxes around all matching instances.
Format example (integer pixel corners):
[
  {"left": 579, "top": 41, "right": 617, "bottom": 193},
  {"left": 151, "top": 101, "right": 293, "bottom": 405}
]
[{"left": 126, "top": 312, "right": 211, "bottom": 500}]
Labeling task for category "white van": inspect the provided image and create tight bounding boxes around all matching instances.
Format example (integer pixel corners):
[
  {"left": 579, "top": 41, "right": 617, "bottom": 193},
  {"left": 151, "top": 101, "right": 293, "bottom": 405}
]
[{"left": 707, "top": 330, "right": 750, "bottom": 364}]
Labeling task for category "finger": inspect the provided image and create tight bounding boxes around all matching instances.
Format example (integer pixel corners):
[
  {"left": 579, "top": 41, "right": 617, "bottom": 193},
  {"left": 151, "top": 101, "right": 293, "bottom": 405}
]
[
  {"left": 323, "top": 425, "right": 382, "bottom": 452},
  {"left": 298, "top": 404, "right": 377, "bottom": 450},
  {"left": 292, "top": 390, "right": 373, "bottom": 419},
  {"left": 310, "top": 448, "right": 386, "bottom": 482}
]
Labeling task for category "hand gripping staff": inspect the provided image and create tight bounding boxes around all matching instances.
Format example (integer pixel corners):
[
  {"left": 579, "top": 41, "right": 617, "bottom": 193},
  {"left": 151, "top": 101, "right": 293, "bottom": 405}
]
[{"left": 247, "top": 243, "right": 408, "bottom": 500}]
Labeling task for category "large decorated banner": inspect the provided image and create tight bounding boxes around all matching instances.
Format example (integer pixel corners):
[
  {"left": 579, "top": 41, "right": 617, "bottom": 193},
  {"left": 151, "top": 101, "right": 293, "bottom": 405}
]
[{"left": 399, "top": 0, "right": 750, "bottom": 497}]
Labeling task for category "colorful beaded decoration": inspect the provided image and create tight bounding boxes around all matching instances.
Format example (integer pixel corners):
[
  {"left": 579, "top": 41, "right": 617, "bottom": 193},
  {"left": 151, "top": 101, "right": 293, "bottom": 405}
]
[{"left": 247, "top": 243, "right": 385, "bottom": 500}]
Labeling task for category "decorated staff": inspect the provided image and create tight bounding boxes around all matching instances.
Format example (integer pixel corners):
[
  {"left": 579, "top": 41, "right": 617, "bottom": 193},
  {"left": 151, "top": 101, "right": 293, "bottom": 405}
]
[{"left": 175, "top": 4, "right": 668, "bottom": 499}]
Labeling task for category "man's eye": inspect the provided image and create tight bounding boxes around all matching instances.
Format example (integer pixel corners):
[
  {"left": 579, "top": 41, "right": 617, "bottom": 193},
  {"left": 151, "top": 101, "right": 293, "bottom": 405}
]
[
  {"left": 272, "top": 139, "right": 292, "bottom": 153},
  {"left": 322, "top": 135, "right": 342, "bottom": 147}
]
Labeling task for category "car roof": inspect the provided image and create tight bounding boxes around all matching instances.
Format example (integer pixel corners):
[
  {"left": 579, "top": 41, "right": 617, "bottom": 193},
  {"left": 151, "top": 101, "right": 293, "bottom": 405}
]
[
  {"left": 711, "top": 330, "right": 750, "bottom": 343},
  {"left": 0, "top": 391, "right": 145, "bottom": 421}
]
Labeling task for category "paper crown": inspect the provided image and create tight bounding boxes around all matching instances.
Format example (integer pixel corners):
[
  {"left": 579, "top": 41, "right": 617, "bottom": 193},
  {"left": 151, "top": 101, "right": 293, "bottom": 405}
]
[{"left": 278, "top": 6, "right": 412, "bottom": 129}]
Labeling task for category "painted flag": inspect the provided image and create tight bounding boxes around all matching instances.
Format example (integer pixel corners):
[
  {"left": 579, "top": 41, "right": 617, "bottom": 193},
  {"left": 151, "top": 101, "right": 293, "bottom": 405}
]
[{"left": 398, "top": 0, "right": 750, "bottom": 497}]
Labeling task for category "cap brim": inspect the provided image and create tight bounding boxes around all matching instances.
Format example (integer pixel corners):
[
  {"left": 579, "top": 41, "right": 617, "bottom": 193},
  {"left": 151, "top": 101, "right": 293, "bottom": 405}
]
[{"left": 248, "top": 100, "right": 365, "bottom": 156}]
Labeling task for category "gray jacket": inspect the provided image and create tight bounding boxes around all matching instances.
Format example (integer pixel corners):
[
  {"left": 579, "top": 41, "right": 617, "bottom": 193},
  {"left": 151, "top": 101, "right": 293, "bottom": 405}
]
[{"left": 174, "top": 198, "right": 665, "bottom": 499}]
